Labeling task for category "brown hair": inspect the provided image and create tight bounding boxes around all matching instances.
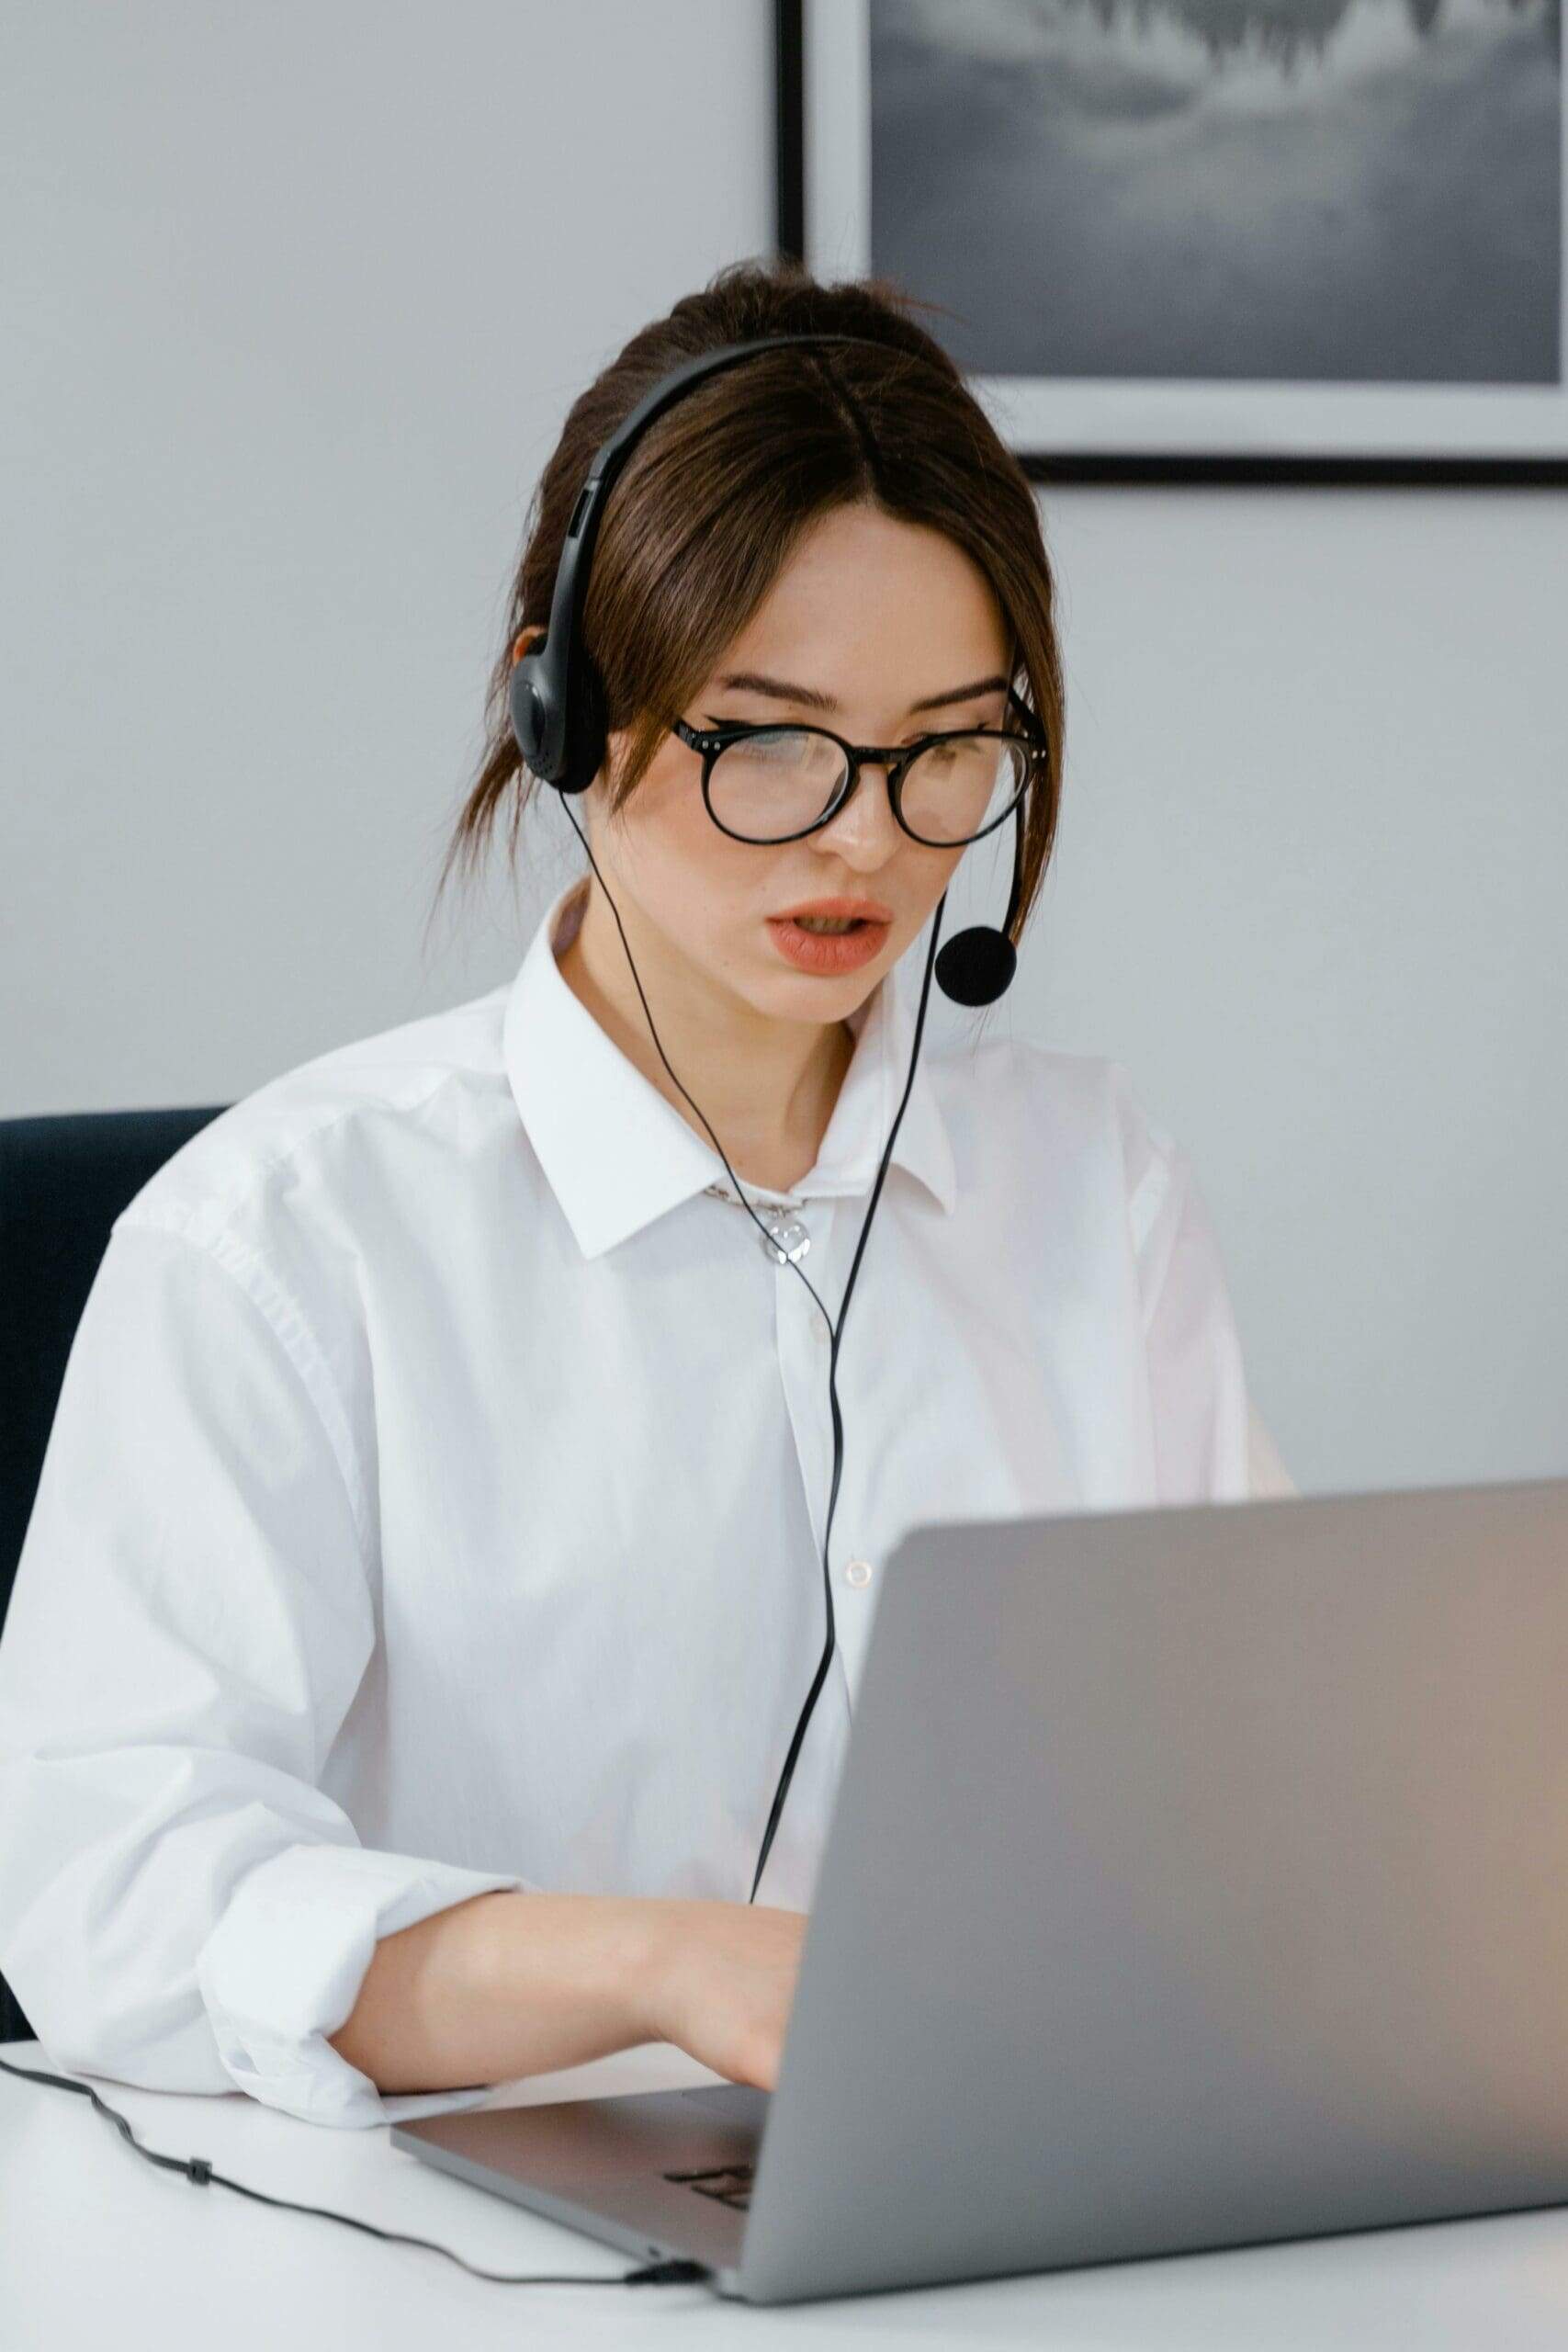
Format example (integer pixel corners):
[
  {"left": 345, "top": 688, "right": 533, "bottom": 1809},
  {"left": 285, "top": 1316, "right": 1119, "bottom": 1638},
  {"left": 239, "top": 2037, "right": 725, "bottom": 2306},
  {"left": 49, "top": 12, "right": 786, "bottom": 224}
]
[{"left": 432, "top": 257, "right": 1066, "bottom": 954}]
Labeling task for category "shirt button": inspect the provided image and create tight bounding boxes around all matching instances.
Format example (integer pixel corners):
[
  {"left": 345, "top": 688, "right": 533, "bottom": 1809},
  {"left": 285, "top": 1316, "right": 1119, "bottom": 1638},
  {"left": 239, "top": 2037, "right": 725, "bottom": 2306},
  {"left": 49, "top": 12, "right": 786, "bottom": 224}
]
[{"left": 843, "top": 1557, "right": 874, "bottom": 1589}]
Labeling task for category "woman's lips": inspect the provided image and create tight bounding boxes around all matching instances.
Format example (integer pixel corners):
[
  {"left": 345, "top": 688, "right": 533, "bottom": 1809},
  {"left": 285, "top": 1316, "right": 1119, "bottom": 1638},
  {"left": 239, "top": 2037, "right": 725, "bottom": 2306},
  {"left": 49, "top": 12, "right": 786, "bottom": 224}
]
[{"left": 765, "top": 914, "right": 892, "bottom": 974}]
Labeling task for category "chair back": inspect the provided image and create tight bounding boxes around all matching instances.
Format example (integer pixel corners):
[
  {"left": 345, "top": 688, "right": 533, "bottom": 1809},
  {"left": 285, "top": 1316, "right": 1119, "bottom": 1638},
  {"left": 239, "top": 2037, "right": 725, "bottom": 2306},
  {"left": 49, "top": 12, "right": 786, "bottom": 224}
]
[{"left": 0, "top": 1106, "right": 226, "bottom": 2041}]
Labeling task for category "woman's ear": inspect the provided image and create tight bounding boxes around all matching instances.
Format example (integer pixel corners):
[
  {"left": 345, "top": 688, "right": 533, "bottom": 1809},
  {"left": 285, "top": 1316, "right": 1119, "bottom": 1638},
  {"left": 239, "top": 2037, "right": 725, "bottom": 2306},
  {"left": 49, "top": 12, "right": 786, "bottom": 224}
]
[{"left": 511, "top": 625, "right": 546, "bottom": 665}]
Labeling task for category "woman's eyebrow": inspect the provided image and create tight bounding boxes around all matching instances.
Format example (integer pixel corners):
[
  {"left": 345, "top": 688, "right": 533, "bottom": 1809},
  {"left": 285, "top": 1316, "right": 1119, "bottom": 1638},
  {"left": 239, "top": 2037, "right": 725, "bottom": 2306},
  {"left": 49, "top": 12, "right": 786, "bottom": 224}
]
[{"left": 712, "top": 670, "right": 1010, "bottom": 715}]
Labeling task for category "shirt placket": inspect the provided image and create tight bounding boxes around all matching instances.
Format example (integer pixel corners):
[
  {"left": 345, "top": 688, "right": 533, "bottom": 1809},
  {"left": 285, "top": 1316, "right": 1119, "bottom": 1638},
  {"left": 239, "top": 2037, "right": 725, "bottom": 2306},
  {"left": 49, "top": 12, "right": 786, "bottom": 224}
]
[
  {"left": 764, "top": 1193, "right": 886, "bottom": 1721},
  {"left": 701, "top": 1179, "right": 885, "bottom": 1878}
]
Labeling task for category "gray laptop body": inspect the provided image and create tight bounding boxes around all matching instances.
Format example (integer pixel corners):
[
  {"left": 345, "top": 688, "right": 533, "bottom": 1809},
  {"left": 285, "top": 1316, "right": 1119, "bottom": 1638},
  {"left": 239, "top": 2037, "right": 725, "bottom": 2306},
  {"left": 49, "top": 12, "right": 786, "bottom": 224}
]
[{"left": 392, "top": 1476, "right": 1568, "bottom": 2304}]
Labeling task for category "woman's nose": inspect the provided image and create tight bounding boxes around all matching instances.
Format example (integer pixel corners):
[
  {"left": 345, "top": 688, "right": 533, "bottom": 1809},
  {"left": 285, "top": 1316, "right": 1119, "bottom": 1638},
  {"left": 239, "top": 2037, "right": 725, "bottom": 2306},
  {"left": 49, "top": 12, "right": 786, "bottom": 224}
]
[{"left": 813, "top": 758, "right": 903, "bottom": 864}]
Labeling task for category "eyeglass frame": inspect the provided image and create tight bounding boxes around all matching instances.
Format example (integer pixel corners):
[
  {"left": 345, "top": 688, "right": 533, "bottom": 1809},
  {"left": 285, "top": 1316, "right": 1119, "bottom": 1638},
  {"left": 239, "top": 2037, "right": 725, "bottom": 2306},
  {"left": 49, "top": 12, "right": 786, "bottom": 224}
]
[{"left": 669, "top": 684, "right": 1048, "bottom": 849}]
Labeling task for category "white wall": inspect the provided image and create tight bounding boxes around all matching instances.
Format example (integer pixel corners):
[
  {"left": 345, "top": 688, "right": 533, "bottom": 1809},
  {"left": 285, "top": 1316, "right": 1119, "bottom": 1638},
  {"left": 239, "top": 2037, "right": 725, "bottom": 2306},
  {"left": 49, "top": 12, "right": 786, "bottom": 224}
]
[{"left": 4, "top": 2, "right": 1564, "bottom": 1502}]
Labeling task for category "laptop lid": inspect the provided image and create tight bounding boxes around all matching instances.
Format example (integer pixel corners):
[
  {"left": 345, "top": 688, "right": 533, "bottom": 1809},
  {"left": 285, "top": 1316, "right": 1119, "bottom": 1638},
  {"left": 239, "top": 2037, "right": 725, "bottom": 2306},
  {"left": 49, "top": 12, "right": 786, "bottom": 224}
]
[{"left": 736, "top": 1476, "right": 1568, "bottom": 2301}]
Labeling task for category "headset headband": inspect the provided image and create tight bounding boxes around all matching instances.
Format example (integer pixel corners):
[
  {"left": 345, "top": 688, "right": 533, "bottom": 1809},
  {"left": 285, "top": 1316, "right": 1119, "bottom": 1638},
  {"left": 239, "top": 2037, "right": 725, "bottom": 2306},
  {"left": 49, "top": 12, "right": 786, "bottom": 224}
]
[{"left": 512, "top": 334, "right": 905, "bottom": 792}]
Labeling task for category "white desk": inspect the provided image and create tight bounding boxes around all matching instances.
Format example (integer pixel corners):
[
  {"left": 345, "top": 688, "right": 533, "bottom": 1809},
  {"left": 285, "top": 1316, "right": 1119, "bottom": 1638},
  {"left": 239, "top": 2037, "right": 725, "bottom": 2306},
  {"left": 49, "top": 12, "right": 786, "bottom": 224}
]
[{"left": 5, "top": 2034, "right": 1568, "bottom": 2349}]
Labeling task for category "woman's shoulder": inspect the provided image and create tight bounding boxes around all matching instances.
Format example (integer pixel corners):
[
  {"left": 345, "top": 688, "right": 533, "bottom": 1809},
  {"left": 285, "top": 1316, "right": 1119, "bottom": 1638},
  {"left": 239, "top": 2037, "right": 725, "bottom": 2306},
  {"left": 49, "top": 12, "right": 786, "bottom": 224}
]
[
  {"left": 924, "top": 1029, "right": 1181, "bottom": 1212},
  {"left": 113, "top": 981, "right": 515, "bottom": 1256}
]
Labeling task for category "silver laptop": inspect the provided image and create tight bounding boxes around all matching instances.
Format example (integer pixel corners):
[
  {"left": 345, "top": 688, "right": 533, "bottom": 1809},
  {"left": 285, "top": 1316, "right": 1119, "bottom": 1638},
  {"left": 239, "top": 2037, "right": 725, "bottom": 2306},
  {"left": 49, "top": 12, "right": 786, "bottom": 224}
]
[{"left": 393, "top": 1475, "right": 1568, "bottom": 2304}]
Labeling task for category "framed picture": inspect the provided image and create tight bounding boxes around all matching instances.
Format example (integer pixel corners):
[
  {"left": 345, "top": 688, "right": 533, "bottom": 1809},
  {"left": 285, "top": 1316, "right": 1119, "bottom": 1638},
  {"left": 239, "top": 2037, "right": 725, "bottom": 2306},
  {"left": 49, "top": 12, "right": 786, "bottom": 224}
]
[{"left": 775, "top": 0, "right": 1568, "bottom": 483}]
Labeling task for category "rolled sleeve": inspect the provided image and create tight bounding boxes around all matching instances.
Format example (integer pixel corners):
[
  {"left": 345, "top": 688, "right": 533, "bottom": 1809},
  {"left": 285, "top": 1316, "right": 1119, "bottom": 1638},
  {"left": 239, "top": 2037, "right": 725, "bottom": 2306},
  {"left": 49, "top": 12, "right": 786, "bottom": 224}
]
[
  {"left": 0, "top": 1217, "right": 525, "bottom": 2128},
  {"left": 197, "top": 1842, "right": 524, "bottom": 2126}
]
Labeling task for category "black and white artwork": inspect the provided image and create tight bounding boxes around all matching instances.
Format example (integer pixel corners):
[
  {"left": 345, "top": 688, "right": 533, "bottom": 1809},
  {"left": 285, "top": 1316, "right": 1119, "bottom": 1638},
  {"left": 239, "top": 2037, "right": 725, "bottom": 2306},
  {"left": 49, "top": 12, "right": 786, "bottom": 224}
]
[{"left": 778, "top": 0, "right": 1568, "bottom": 479}]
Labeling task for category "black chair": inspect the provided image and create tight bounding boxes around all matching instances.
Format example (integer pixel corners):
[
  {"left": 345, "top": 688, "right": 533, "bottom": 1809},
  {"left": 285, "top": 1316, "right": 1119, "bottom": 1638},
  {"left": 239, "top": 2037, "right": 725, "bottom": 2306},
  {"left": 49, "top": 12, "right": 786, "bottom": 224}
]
[{"left": 0, "top": 1106, "right": 228, "bottom": 2043}]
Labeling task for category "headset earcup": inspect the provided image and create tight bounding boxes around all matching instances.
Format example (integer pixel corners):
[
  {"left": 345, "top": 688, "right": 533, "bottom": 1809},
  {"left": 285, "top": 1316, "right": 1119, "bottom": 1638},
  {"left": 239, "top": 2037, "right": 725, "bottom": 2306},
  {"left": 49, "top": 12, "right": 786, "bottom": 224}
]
[
  {"left": 558, "top": 656, "right": 607, "bottom": 797},
  {"left": 508, "top": 658, "right": 549, "bottom": 771}
]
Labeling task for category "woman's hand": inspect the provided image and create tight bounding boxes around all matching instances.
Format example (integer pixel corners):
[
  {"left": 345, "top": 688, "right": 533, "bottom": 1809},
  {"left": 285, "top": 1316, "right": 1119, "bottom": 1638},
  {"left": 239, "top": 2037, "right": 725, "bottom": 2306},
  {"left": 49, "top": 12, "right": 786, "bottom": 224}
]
[{"left": 638, "top": 1898, "right": 808, "bottom": 2090}]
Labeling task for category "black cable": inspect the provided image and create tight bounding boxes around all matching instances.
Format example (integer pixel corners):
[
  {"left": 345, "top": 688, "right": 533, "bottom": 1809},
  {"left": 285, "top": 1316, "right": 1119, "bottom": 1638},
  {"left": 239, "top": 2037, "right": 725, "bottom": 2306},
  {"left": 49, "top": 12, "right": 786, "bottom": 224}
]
[
  {"left": 746, "top": 899, "right": 945, "bottom": 1901},
  {"left": 554, "top": 799, "right": 947, "bottom": 1903},
  {"left": 0, "top": 2052, "right": 709, "bottom": 2288}
]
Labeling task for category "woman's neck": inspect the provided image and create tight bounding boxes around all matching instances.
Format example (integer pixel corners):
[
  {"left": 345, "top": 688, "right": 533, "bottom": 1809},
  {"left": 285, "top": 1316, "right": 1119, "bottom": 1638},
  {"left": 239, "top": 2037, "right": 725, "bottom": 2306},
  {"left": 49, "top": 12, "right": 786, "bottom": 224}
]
[{"left": 554, "top": 877, "right": 858, "bottom": 1195}]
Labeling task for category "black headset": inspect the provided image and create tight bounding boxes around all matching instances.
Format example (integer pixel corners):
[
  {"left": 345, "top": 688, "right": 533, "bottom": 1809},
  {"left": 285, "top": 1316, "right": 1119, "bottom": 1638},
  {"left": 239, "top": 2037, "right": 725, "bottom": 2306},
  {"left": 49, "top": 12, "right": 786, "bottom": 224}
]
[{"left": 510, "top": 333, "right": 1038, "bottom": 1900}]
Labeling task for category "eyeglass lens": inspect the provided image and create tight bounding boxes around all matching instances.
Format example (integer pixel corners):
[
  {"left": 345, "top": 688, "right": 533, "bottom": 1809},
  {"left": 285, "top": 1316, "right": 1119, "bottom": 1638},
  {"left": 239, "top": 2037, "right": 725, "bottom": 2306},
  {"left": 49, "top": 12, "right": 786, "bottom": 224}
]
[{"left": 705, "top": 729, "right": 1029, "bottom": 845}]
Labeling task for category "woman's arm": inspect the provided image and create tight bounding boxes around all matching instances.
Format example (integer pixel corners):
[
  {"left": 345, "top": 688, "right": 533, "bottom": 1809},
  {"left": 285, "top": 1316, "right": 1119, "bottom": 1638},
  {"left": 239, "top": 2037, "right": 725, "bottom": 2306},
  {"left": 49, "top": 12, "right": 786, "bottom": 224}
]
[
  {"left": 0, "top": 1214, "right": 808, "bottom": 2119},
  {"left": 0, "top": 1222, "right": 525, "bottom": 2126},
  {"left": 328, "top": 1888, "right": 808, "bottom": 2094}
]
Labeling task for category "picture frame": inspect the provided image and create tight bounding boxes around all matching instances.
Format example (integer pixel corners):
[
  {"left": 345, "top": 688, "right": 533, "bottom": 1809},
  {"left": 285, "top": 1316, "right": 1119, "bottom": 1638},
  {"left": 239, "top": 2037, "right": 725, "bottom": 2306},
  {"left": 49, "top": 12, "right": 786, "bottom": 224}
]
[{"left": 774, "top": 0, "right": 1568, "bottom": 485}]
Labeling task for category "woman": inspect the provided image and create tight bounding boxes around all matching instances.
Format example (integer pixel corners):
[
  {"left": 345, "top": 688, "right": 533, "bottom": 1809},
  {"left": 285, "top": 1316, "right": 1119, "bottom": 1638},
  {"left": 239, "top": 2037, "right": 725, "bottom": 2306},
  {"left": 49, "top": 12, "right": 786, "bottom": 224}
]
[{"left": 0, "top": 261, "right": 1294, "bottom": 2131}]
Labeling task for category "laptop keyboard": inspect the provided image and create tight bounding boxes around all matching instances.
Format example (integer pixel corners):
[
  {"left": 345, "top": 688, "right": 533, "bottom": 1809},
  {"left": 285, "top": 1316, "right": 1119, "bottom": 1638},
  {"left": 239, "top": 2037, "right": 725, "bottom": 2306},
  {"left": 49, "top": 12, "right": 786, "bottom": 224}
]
[{"left": 662, "top": 2160, "right": 756, "bottom": 2211}]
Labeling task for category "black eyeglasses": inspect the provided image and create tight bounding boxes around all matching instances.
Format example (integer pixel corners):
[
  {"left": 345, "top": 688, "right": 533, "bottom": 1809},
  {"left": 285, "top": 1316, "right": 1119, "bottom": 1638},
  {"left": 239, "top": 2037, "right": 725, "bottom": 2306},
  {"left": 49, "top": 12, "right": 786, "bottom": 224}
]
[{"left": 671, "top": 685, "right": 1047, "bottom": 848}]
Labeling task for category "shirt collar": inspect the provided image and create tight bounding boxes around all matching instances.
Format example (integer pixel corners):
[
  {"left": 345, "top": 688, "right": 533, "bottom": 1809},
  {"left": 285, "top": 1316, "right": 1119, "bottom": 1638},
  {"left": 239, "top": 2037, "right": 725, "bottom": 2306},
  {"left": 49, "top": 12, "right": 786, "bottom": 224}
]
[{"left": 503, "top": 876, "right": 957, "bottom": 1261}]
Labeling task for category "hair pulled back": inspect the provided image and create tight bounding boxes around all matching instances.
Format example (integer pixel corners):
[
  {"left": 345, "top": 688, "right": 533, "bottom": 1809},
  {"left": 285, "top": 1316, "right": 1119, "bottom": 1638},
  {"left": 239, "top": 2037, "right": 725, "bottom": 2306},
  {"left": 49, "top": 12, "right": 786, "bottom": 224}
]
[{"left": 434, "top": 257, "right": 1066, "bottom": 949}]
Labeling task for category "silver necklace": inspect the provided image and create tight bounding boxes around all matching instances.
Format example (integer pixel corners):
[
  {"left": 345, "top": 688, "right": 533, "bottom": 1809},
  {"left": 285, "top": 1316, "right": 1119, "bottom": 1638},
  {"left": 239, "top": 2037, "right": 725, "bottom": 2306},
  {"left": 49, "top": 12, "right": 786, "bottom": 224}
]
[{"left": 701, "top": 1179, "right": 813, "bottom": 1266}]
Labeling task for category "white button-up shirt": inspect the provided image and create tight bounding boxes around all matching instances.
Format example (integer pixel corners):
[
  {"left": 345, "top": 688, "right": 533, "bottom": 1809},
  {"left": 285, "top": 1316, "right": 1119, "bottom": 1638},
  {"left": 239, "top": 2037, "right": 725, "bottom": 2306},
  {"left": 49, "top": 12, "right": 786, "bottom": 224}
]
[{"left": 0, "top": 876, "right": 1294, "bottom": 2130}]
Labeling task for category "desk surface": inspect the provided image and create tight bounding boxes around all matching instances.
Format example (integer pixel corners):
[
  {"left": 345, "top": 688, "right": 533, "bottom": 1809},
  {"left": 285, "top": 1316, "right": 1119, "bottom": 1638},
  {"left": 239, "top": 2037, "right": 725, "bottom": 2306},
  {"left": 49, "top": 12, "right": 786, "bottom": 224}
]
[{"left": 5, "top": 2035, "right": 1568, "bottom": 2349}]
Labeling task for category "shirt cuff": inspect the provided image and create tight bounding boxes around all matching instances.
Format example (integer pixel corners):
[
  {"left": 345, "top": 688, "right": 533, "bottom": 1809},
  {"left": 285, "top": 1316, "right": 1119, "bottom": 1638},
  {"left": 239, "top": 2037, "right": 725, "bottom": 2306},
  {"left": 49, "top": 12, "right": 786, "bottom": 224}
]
[{"left": 195, "top": 1842, "right": 528, "bottom": 2127}]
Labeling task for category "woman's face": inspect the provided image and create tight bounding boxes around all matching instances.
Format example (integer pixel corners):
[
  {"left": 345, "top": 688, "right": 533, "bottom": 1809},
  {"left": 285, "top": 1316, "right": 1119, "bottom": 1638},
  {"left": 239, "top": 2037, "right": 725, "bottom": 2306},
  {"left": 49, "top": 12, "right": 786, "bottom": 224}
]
[{"left": 582, "top": 500, "right": 1014, "bottom": 1023}]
